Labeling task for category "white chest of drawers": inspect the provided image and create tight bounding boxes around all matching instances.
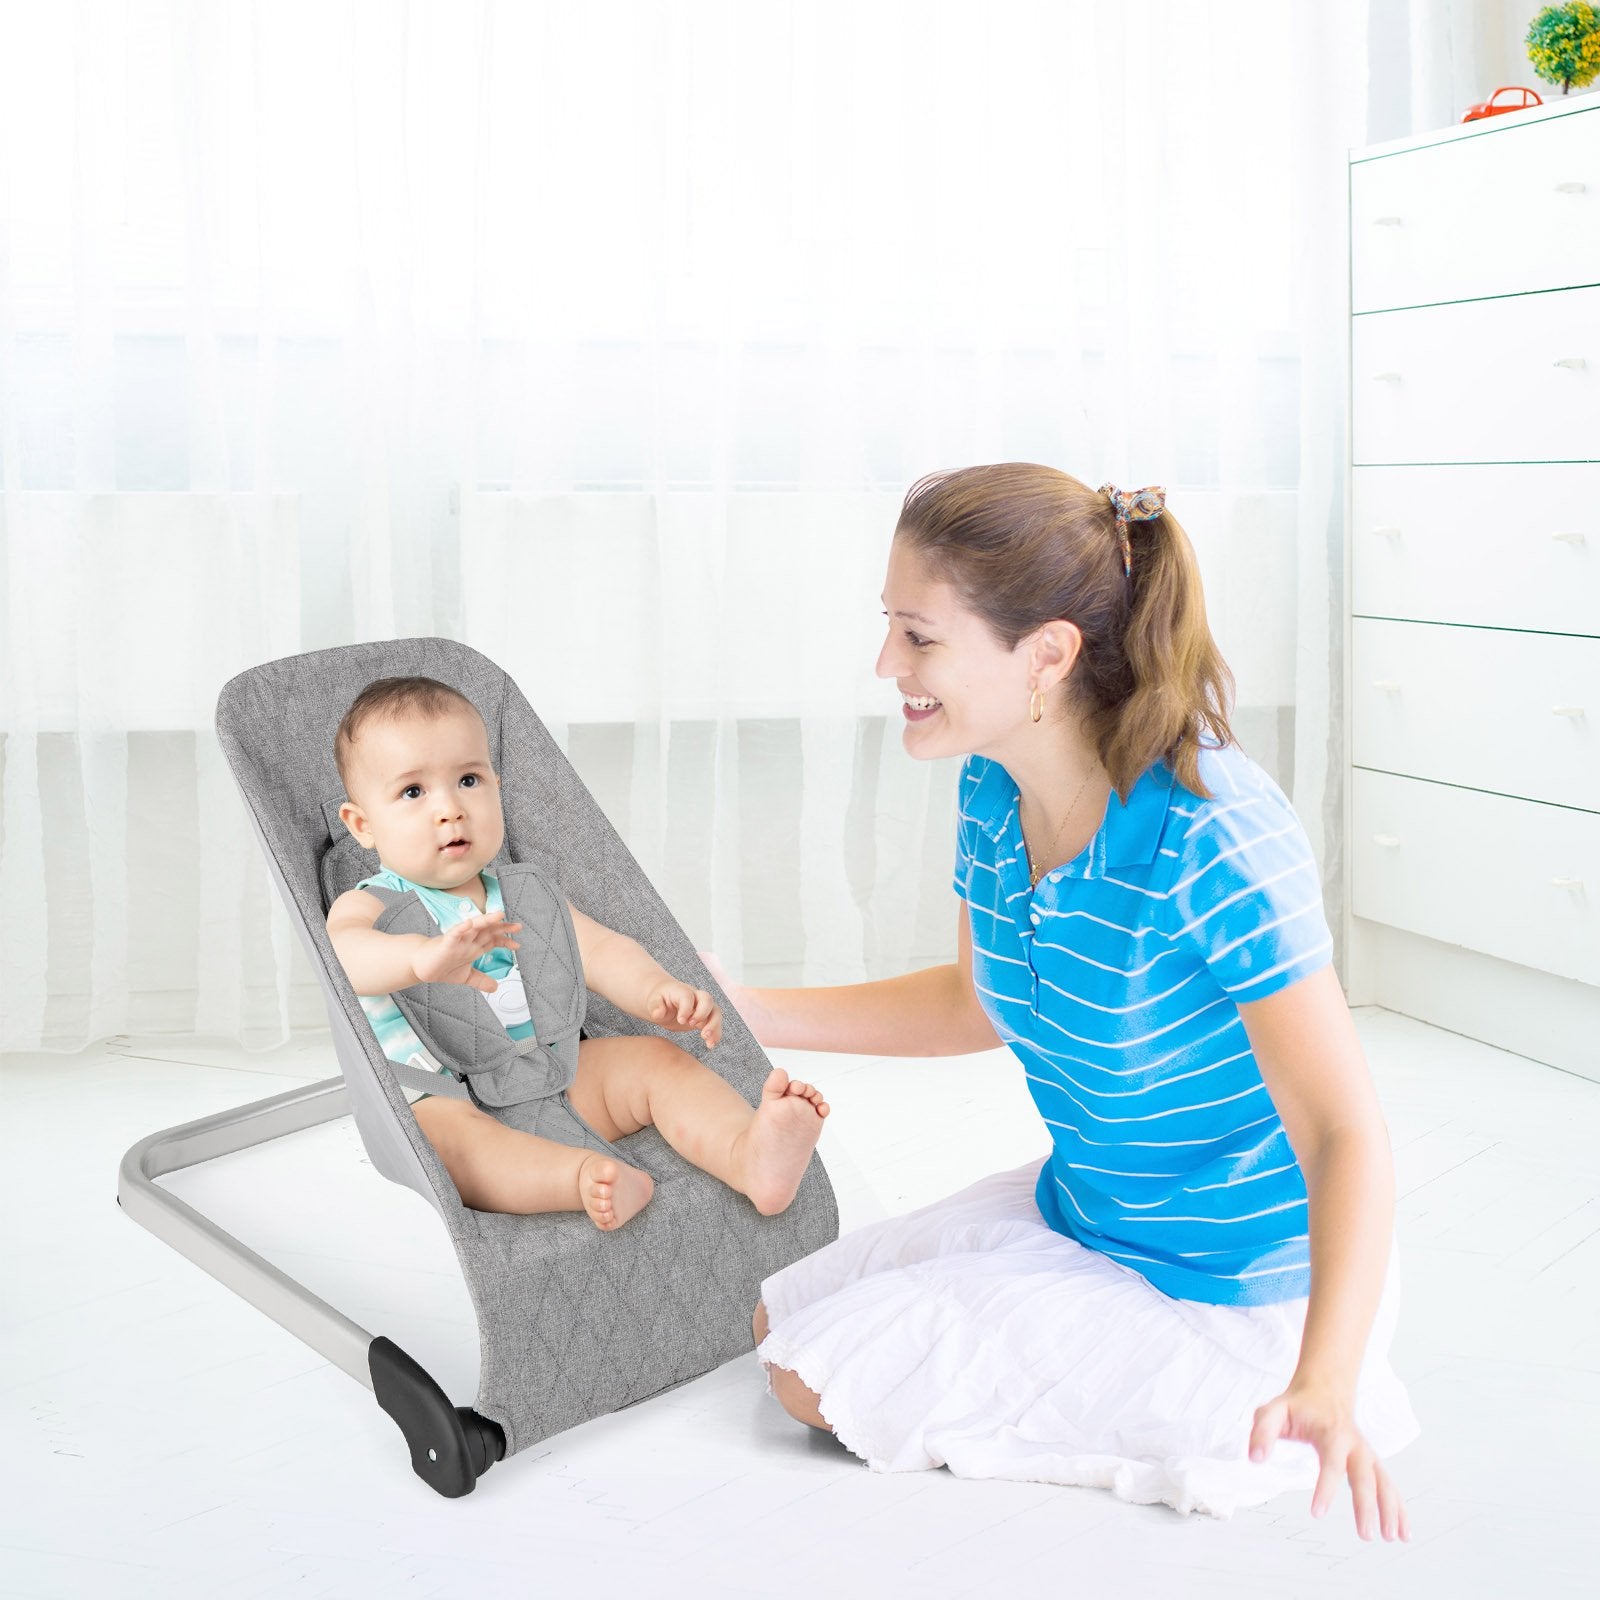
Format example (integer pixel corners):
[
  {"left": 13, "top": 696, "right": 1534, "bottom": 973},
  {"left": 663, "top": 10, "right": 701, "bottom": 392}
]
[{"left": 1345, "top": 99, "right": 1600, "bottom": 1081}]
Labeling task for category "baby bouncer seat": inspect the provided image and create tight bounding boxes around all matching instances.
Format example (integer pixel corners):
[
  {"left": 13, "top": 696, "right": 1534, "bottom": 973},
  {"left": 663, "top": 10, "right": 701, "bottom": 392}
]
[{"left": 116, "top": 638, "right": 839, "bottom": 1496}]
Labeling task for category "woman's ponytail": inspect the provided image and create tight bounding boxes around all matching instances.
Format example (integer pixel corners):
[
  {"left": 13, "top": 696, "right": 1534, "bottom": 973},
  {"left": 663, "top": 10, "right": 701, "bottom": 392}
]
[{"left": 1085, "top": 509, "right": 1235, "bottom": 802}]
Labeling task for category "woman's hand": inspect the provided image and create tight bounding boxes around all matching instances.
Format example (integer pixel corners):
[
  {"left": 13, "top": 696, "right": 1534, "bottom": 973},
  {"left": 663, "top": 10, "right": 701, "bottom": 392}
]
[
  {"left": 1249, "top": 1381, "right": 1409, "bottom": 1541},
  {"left": 645, "top": 977, "right": 722, "bottom": 1047},
  {"left": 410, "top": 911, "right": 521, "bottom": 992}
]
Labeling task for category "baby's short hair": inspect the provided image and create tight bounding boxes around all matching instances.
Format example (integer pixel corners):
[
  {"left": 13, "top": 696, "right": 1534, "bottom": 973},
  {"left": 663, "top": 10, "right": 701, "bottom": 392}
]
[{"left": 334, "top": 675, "right": 483, "bottom": 799}]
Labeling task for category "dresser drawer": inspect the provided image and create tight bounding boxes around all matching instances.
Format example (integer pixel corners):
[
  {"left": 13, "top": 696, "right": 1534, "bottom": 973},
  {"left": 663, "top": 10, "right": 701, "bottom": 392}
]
[
  {"left": 1353, "top": 287, "right": 1600, "bottom": 465},
  {"left": 1351, "top": 769, "right": 1600, "bottom": 986},
  {"left": 1351, "top": 107, "right": 1600, "bottom": 313},
  {"left": 1352, "top": 465, "right": 1600, "bottom": 635},
  {"left": 1351, "top": 617, "right": 1600, "bottom": 810}
]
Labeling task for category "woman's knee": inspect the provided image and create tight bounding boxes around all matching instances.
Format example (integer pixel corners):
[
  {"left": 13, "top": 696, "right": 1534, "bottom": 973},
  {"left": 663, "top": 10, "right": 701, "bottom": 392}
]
[
  {"left": 752, "top": 1300, "right": 831, "bottom": 1432},
  {"left": 770, "top": 1364, "right": 832, "bottom": 1432}
]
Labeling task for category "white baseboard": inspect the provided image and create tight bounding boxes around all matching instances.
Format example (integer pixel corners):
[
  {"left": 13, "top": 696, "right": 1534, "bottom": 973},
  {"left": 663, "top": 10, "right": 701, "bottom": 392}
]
[{"left": 1346, "top": 917, "right": 1600, "bottom": 1083}]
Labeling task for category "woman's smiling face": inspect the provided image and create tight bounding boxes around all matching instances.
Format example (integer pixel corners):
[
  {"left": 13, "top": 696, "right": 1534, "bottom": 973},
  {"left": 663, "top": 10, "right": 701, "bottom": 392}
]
[{"left": 876, "top": 537, "right": 1037, "bottom": 762}]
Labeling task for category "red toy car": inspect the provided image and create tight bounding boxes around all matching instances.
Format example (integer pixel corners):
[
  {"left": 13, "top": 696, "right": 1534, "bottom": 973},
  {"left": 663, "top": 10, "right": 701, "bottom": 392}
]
[{"left": 1461, "top": 85, "right": 1543, "bottom": 121}]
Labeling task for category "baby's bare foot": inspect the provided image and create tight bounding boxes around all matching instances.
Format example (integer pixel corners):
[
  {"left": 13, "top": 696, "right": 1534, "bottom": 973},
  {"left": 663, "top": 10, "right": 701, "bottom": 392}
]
[
  {"left": 576, "top": 1152, "right": 654, "bottom": 1231},
  {"left": 737, "top": 1066, "right": 830, "bottom": 1217}
]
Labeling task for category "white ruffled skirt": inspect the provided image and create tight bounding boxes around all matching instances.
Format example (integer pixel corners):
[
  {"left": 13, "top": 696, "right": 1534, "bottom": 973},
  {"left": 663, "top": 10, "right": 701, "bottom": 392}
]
[{"left": 756, "top": 1153, "right": 1420, "bottom": 1519}]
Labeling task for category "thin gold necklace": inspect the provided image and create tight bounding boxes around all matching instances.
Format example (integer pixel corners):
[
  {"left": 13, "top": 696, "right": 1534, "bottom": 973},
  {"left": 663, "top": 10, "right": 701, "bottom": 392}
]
[{"left": 1022, "top": 764, "right": 1098, "bottom": 888}]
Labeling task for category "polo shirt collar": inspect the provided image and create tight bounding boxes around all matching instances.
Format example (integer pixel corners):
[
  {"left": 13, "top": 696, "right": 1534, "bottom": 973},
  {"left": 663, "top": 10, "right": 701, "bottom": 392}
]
[{"left": 975, "top": 755, "right": 1176, "bottom": 873}]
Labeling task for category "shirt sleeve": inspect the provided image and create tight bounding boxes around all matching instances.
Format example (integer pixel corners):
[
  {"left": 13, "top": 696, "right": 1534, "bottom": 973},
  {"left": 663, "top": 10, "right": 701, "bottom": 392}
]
[
  {"left": 951, "top": 755, "right": 983, "bottom": 901},
  {"left": 1165, "top": 788, "right": 1334, "bottom": 1003}
]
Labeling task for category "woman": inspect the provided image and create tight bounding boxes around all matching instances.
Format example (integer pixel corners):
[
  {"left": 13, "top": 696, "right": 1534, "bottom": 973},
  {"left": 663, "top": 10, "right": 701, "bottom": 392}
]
[{"left": 718, "top": 463, "right": 1417, "bottom": 1534}]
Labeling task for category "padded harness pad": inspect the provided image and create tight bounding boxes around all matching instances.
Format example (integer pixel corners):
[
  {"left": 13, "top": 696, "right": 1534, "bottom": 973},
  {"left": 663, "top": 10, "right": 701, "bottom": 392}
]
[{"left": 365, "top": 862, "right": 587, "bottom": 1108}]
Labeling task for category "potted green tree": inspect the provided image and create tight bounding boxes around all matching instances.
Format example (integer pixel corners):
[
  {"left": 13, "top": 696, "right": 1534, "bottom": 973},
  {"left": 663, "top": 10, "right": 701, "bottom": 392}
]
[{"left": 1525, "top": 2, "right": 1600, "bottom": 95}]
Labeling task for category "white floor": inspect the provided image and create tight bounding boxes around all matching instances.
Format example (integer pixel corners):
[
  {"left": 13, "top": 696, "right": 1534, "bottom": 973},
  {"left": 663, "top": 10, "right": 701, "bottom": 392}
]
[{"left": 3, "top": 1008, "right": 1598, "bottom": 1600}]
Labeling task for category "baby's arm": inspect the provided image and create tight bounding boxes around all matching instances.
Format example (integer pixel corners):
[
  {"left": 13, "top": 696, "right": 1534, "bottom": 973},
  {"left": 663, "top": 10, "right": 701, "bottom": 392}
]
[
  {"left": 327, "top": 890, "right": 520, "bottom": 996},
  {"left": 566, "top": 900, "right": 722, "bottom": 1046},
  {"left": 567, "top": 901, "right": 669, "bottom": 1014}
]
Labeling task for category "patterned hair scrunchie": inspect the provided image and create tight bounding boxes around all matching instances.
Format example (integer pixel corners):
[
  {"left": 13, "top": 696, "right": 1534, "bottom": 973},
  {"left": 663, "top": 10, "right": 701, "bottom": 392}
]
[{"left": 1098, "top": 481, "right": 1168, "bottom": 578}]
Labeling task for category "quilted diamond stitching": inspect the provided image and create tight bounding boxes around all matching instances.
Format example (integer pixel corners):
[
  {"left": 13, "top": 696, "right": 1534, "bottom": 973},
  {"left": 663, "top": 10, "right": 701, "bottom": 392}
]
[
  {"left": 369, "top": 864, "right": 603, "bottom": 1108},
  {"left": 464, "top": 1092, "right": 827, "bottom": 1441},
  {"left": 498, "top": 864, "right": 584, "bottom": 1041}
]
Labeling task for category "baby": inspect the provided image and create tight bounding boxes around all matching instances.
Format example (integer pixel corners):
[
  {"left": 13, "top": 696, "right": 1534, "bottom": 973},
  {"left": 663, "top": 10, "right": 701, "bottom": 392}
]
[{"left": 326, "top": 674, "right": 829, "bottom": 1230}]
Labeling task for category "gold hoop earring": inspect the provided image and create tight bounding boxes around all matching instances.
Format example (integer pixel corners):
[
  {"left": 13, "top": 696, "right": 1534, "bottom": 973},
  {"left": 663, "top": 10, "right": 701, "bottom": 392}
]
[{"left": 1029, "top": 687, "right": 1044, "bottom": 723}]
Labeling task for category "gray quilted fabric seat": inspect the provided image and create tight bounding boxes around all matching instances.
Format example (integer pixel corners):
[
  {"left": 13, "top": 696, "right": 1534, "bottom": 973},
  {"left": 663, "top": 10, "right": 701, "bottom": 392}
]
[{"left": 215, "top": 638, "right": 839, "bottom": 1462}]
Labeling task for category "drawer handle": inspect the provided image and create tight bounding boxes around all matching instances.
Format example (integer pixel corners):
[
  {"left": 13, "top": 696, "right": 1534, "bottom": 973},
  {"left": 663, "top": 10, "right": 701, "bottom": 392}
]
[
  {"left": 1372, "top": 371, "right": 1402, "bottom": 383},
  {"left": 1551, "top": 530, "right": 1587, "bottom": 545},
  {"left": 1551, "top": 705, "right": 1586, "bottom": 717},
  {"left": 1372, "top": 834, "right": 1401, "bottom": 848},
  {"left": 1370, "top": 525, "right": 1402, "bottom": 539},
  {"left": 1554, "top": 357, "right": 1587, "bottom": 370},
  {"left": 1370, "top": 679, "right": 1402, "bottom": 692},
  {"left": 1373, "top": 214, "right": 1404, "bottom": 226},
  {"left": 1554, "top": 181, "right": 1587, "bottom": 194}
]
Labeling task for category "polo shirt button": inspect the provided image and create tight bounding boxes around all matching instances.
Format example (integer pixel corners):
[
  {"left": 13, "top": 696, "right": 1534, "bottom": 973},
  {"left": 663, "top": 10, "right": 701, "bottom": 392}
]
[{"left": 1029, "top": 909, "right": 1041, "bottom": 925}]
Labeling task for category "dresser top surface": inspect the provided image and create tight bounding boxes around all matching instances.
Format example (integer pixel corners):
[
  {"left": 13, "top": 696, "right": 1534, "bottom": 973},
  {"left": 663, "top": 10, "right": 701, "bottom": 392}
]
[{"left": 1350, "top": 92, "right": 1599, "bottom": 166}]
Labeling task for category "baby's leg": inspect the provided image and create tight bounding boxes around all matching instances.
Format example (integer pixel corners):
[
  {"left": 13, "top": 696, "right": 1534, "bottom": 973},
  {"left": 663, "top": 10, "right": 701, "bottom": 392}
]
[
  {"left": 569, "top": 1036, "right": 828, "bottom": 1217},
  {"left": 412, "top": 1095, "right": 653, "bottom": 1229}
]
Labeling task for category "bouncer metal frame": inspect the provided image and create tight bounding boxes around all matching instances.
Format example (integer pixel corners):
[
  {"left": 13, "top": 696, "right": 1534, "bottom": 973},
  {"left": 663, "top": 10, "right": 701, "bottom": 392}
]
[{"left": 116, "top": 804, "right": 506, "bottom": 1497}]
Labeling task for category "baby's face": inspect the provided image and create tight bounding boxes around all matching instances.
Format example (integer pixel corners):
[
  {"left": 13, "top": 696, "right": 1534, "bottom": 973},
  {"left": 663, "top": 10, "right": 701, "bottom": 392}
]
[{"left": 338, "top": 706, "right": 505, "bottom": 893}]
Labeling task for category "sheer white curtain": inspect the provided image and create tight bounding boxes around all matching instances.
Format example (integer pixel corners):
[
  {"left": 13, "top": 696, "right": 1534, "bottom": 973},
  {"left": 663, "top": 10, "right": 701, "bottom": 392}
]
[{"left": 1, "top": 0, "right": 1379, "bottom": 1053}]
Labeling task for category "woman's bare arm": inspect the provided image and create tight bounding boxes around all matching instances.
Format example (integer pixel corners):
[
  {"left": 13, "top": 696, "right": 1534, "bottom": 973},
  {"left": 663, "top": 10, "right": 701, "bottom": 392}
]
[
  {"left": 735, "top": 901, "right": 1001, "bottom": 1056},
  {"left": 1240, "top": 963, "right": 1395, "bottom": 1397},
  {"left": 1238, "top": 961, "right": 1408, "bottom": 1539}
]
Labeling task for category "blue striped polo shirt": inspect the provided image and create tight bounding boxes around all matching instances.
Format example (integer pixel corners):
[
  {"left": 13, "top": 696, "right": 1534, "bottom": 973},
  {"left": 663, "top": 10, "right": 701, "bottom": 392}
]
[{"left": 954, "top": 739, "right": 1335, "bottom": 1305}]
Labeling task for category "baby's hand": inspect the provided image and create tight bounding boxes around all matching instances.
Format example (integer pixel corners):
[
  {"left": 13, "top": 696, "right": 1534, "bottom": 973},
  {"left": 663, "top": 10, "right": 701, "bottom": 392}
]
[
  {"left": 411, "top": 910, "right": 522, "bottom": 993},
  {"left": 645, "top": 979, "right": 722, "bottom": 1048}
]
